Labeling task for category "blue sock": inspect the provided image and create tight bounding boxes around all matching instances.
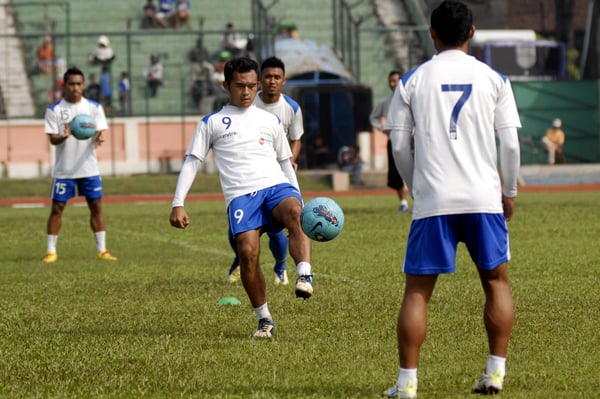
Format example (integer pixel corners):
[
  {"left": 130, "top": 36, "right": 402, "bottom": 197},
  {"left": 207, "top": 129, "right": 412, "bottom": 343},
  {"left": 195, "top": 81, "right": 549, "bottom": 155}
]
[{"left": 268, "top": 231, "right": 288, "bottom": 271}]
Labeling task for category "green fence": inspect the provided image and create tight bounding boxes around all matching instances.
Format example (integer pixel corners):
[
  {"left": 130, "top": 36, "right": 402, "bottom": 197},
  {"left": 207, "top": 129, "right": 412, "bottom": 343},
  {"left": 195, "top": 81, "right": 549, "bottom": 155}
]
[{"left": 513, "top": 80, "right": 600, "bottom": 164}]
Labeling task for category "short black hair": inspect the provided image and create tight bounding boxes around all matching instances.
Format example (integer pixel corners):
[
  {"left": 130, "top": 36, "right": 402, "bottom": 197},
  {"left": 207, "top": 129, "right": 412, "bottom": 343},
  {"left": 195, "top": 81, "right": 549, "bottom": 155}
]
[
  {"left": 261, "top": 56, "right": 285, "bottom": 73},
  {"left": 430, "top": 1, "right": 472, "bottom": 47},
  {"left": 388, "top": 70, "right": 402, "bottom": 79},
  {"left": 63, "top": 66, "right": 84, "bottom": 83},
  {"left": 224, "top": 56, "right": 259, "bottom": 84}
]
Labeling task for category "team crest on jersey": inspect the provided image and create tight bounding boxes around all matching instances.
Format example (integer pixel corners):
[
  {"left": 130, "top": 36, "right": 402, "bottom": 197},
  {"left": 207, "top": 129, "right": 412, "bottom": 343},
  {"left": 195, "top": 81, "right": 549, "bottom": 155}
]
[{"left": 258, "top": 128, "right": 273, "bottom": 145}]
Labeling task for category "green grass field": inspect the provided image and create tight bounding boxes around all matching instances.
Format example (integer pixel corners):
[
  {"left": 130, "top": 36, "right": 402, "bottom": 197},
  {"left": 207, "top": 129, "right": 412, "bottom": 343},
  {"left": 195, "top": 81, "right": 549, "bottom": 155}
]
[{"left": 0, "top": 188, "right": 599, "bottom": 398}]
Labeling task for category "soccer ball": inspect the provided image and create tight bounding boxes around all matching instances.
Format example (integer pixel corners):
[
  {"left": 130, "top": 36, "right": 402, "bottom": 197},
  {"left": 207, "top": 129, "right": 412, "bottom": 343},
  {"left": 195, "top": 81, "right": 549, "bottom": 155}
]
[
  {"left": 70, "top": 114, "right": 97, "bottom": 140},
  {"left": 300, "top": 197, "right": 345, "bottom": 242}
]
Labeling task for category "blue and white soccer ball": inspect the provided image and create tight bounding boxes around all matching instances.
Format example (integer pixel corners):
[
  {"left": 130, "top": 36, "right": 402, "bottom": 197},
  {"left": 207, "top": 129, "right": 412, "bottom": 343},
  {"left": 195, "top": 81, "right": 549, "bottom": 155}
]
[
  {"left": 70, "top": 114, "right": 97, "bottom": 140},
  {"left": 300, "top": 197, "right": 345, "bottom": 242}
]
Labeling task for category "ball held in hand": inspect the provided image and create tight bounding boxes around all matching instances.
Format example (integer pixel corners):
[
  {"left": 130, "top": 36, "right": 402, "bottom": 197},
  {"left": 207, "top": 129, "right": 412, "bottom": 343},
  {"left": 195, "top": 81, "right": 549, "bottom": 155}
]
[{"left": 70, "top": 114, "right": 97, "bottom": 140}]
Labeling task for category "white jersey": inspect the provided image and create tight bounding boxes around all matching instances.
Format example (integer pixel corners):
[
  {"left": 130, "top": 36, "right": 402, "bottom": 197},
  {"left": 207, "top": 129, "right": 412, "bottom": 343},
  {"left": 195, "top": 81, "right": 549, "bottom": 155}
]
[
  {"left": 387, "top": 50, "right": 521, "bottom": 220},
  {"left": 186, "top": 104, "right": 293, "bottom": 206},
  {"left": 44, "top": 97, "right": 108, "bottom": 179},
  {"left": 254, "top": 93, "right": 304, "bottom": 141}
]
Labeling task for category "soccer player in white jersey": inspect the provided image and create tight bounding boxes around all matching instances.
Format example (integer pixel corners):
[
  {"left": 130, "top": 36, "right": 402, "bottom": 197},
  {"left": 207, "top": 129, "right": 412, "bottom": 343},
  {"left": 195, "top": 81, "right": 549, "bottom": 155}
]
[
  {"left": 382, "top": 1, "right": 521, "bottom": 397},
  {"left": 169, "top": 57, "right": 313, "bottom": 338},
  {"left": 227, "top": 56, "right": 305, "bottom": 286},
  {"left": 42, "top": 67, "right": 117, "bottom": 263}
]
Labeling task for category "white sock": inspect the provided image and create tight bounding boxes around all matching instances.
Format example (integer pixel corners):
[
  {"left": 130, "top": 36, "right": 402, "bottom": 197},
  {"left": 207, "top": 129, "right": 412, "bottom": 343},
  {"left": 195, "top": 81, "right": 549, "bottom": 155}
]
[
  {"left": 47, "top": 235, "right": 58, "bottom": 253},
  {"left": 296, "top": 261, "right": 312, "bottom": 276},
  {"left": 94, "top": 231, "right": 106, "bottom": 253},
  {"left": 486, "top": 355, "right": 506, "bottom": 376},
  {"left": 254, "top": 303, "right": 272, "bottom": 321},
  {"left": 400, "top": 199, "right": 408, "bottom": 206},
  {"left": 397, "top": 367, "right": 418, "bottom": 389}
]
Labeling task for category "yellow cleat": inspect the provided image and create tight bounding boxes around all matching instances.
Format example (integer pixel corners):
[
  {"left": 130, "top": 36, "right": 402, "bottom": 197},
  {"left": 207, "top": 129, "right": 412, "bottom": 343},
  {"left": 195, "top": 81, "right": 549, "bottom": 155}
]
[
  {"left": 42, "top": 252, "right": 58, "bottom": 263},
  {"left": 97, "top": 250, "right": 118, "bottom": 261},
  {"left": 228, "top": 265, "right": 241, "bottom": 283}
]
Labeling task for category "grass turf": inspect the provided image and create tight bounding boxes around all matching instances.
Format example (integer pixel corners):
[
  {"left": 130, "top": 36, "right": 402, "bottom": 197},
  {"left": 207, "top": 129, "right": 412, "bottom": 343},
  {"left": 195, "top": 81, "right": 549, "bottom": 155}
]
[{"left": 0, "top": 191, "right": 599, "bottom": 398}]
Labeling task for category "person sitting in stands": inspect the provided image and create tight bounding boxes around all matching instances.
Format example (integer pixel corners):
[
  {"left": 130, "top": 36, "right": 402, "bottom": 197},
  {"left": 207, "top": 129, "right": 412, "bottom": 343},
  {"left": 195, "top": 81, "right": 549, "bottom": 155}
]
[
  {"left": 541, "top": 118, "right": 566, "bottom": 165},
  {"left": 37, "top": 35, "right": 54, "bottom": 75},
  {"left": 337, "top": 144, "right": 364, "bottom": 186}
]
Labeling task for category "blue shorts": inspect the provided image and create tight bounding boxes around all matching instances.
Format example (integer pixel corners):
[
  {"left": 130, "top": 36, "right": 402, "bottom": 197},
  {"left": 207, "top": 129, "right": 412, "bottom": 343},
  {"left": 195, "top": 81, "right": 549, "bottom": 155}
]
[
  {"left": 227, "top": 183, "right": 303, "bottom": 237},
  {"left": 403, "top": 213, "right": 510, "bottom": 275},
  {"left": 50, "top": 176, "right": 104, "bottom": 202}
]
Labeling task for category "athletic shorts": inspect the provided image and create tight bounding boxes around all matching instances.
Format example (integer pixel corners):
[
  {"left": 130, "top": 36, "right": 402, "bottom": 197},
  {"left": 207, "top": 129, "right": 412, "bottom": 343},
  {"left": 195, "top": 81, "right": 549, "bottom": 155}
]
[
  {"left": 50, "top": 176, "right": 103, "bottom": 202},
  {"left": 387, "top": 140, "right": 404, "bottom": 190},
  {"left": 227, "top": 183, "right": 303, "bottom": 237},
  {"left": 403, "top": 213, "right": 510, "bottom": 275}
]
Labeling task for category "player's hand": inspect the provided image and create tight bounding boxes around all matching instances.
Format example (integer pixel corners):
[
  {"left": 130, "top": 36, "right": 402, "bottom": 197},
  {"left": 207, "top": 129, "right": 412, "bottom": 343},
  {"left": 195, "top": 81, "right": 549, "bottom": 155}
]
[
  {"left": 170, "top": 206, "right": 190, "bottom": 229},
  {"left": 291, "top": 160, "right": 299, "bottom": 172},
  {"left": 502, "top": 195, "right": 515, "bottom": 222},
  {"left": 93, "top": 132, "right": 104, "bottom": 148},
  {"left": 63, "top": 123, "right": 72, "bottom": 138}
]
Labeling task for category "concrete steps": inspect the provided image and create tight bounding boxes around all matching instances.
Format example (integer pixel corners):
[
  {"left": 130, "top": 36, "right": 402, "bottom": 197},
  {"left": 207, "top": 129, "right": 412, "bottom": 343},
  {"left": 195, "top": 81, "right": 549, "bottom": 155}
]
[{"left": 0, "top": 0, "right": 36, "bottom": 118}]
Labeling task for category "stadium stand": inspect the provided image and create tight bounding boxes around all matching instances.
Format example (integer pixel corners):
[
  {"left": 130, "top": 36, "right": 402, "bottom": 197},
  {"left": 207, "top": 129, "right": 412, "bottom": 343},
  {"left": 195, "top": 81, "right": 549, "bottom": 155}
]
[{"left": 7, "top": 0, "right": 406, "bottom": 118}]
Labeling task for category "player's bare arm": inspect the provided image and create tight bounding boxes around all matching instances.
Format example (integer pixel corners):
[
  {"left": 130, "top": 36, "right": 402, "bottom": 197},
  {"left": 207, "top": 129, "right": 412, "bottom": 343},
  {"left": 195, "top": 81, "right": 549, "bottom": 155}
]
[
  {"left": 93, "top": 130, "right": 106, "bottom": 148},
  {"left": 502, "top": 196, "right": 515, "bottom": 222},
  {"left": 48, "top": 124, "right": 72, "bottom": 145}
]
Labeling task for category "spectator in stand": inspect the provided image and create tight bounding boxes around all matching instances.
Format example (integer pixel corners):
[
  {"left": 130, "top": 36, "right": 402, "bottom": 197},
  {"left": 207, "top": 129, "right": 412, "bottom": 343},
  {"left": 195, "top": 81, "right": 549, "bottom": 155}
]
[
  {"left": 143, "top": 53, "right": 164, "bottom": 97},
  {"left": 84, "top": 74, "right": 101, "bottom": 103},
  {"left": 88, "top": 35, "right": 115, "bottom": 67},
  {"left": 337, "top": 144, "right": 364, "bottom": 186},
  {"left": 220, "top": 22, "right": 245, "bottom": 56},
  {"left": 310, "top": 136, "right": 332, "bottom": 168},
  {"left": 118, "top": 71, "right": 130, "bottom": 115},
  {"left": 37, "top": 35, "right": 54, "bottom": 75},
  {"left": 155, "top": 0, "right": 175, "bottom": 28},
  {"left": 541, "top": 118, "right": 566, "bottom": 165},
  {"left": 142, "top": 0, "right": 158, "bottom": 28},
  {"left": 172, "top": 0, "right": 191, "bottom": 30},
  {"left": 100, "top": 65, "right": 112, "bottom": 114}
]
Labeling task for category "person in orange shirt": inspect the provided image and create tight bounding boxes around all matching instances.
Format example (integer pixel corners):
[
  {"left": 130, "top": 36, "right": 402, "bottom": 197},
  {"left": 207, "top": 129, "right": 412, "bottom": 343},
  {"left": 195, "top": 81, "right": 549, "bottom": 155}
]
[
  {"left": 541, "top": 118, "right": 566, "bottom": 164},
  {"left": 37, "top": 35, "right": 54, "bottom": 75}
]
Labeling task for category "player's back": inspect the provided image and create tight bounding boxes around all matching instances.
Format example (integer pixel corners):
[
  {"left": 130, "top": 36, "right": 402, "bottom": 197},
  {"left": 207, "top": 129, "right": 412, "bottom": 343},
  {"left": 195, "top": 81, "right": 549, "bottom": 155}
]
[{"left": 402, "top": 49, "right": 519, "bottom": 218}]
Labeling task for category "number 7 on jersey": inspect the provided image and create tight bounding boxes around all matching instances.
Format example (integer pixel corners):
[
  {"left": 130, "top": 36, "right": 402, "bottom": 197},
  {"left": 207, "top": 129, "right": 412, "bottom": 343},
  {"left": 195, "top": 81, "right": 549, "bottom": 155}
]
[{"left": 441, "top": 84, "right": 472, "bottom": 140}]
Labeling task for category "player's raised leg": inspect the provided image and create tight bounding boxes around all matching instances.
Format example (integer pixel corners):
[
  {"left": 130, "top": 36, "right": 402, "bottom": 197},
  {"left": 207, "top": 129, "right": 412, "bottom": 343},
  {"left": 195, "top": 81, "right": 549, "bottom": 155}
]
[{"left": 271, "top": 196, "right": 313, "bottom": 298}]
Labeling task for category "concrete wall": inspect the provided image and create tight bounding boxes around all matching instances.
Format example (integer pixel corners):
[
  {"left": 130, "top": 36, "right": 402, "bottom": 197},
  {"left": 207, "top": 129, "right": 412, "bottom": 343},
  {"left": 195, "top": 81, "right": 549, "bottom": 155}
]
[{"left": 0, "top": 116, "right": 203, "bottom": 179}]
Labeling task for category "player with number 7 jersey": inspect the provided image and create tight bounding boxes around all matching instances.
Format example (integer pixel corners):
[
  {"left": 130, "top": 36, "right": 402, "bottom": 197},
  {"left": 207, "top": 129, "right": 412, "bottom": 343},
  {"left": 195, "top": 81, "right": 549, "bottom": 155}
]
[
  {"left": 386, "top": 49, "right": 521, "bottom": 220},
  {"left": 382, "top": 2, "right": 521, "bottom": 397}
]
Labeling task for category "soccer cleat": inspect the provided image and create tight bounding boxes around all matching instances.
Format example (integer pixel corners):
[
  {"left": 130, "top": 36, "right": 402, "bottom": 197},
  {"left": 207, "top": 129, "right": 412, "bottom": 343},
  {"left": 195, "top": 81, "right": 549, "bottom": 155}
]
[
  {"left": 399, "top": 203, "right": 410, "bottom": 213},
  {"left": 295, "top": 275, "right": 313, "bottom": 299},
  {"left": 382, "top": 380, "right": 417, "bottom": 398},
  {"left": 228, "top": 264, "right": 241, "bottom": 283},
  {"left": 273, "top": 269, "right": 289, "bottom": 286},
  {"left": 472, "top": 370, "right": 504, "bottom": 395},
  {"left": 253, "top": 318, "right": 275, "bottom": 338},
  {"left": 42, "top": 252, "right": 58, "bottom": 263},
  {"left": 96, "top": 250, "right": 118, "bottom": 261}
]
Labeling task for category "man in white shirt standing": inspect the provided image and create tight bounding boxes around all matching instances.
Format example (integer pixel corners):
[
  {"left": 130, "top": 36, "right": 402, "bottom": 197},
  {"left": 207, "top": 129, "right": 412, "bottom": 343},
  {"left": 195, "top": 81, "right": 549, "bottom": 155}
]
[
  {"left": 382, "top": 1, "right": 521, "bottom": 397},
  {"left": 227, "top": 56, "right": 304, "bottom": 286},
  {"left": 43, "top": 66, "right": 117, "bottom": 263},
  {"left": 169, "top": 57, "right": 313, "bottom": 339}
]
